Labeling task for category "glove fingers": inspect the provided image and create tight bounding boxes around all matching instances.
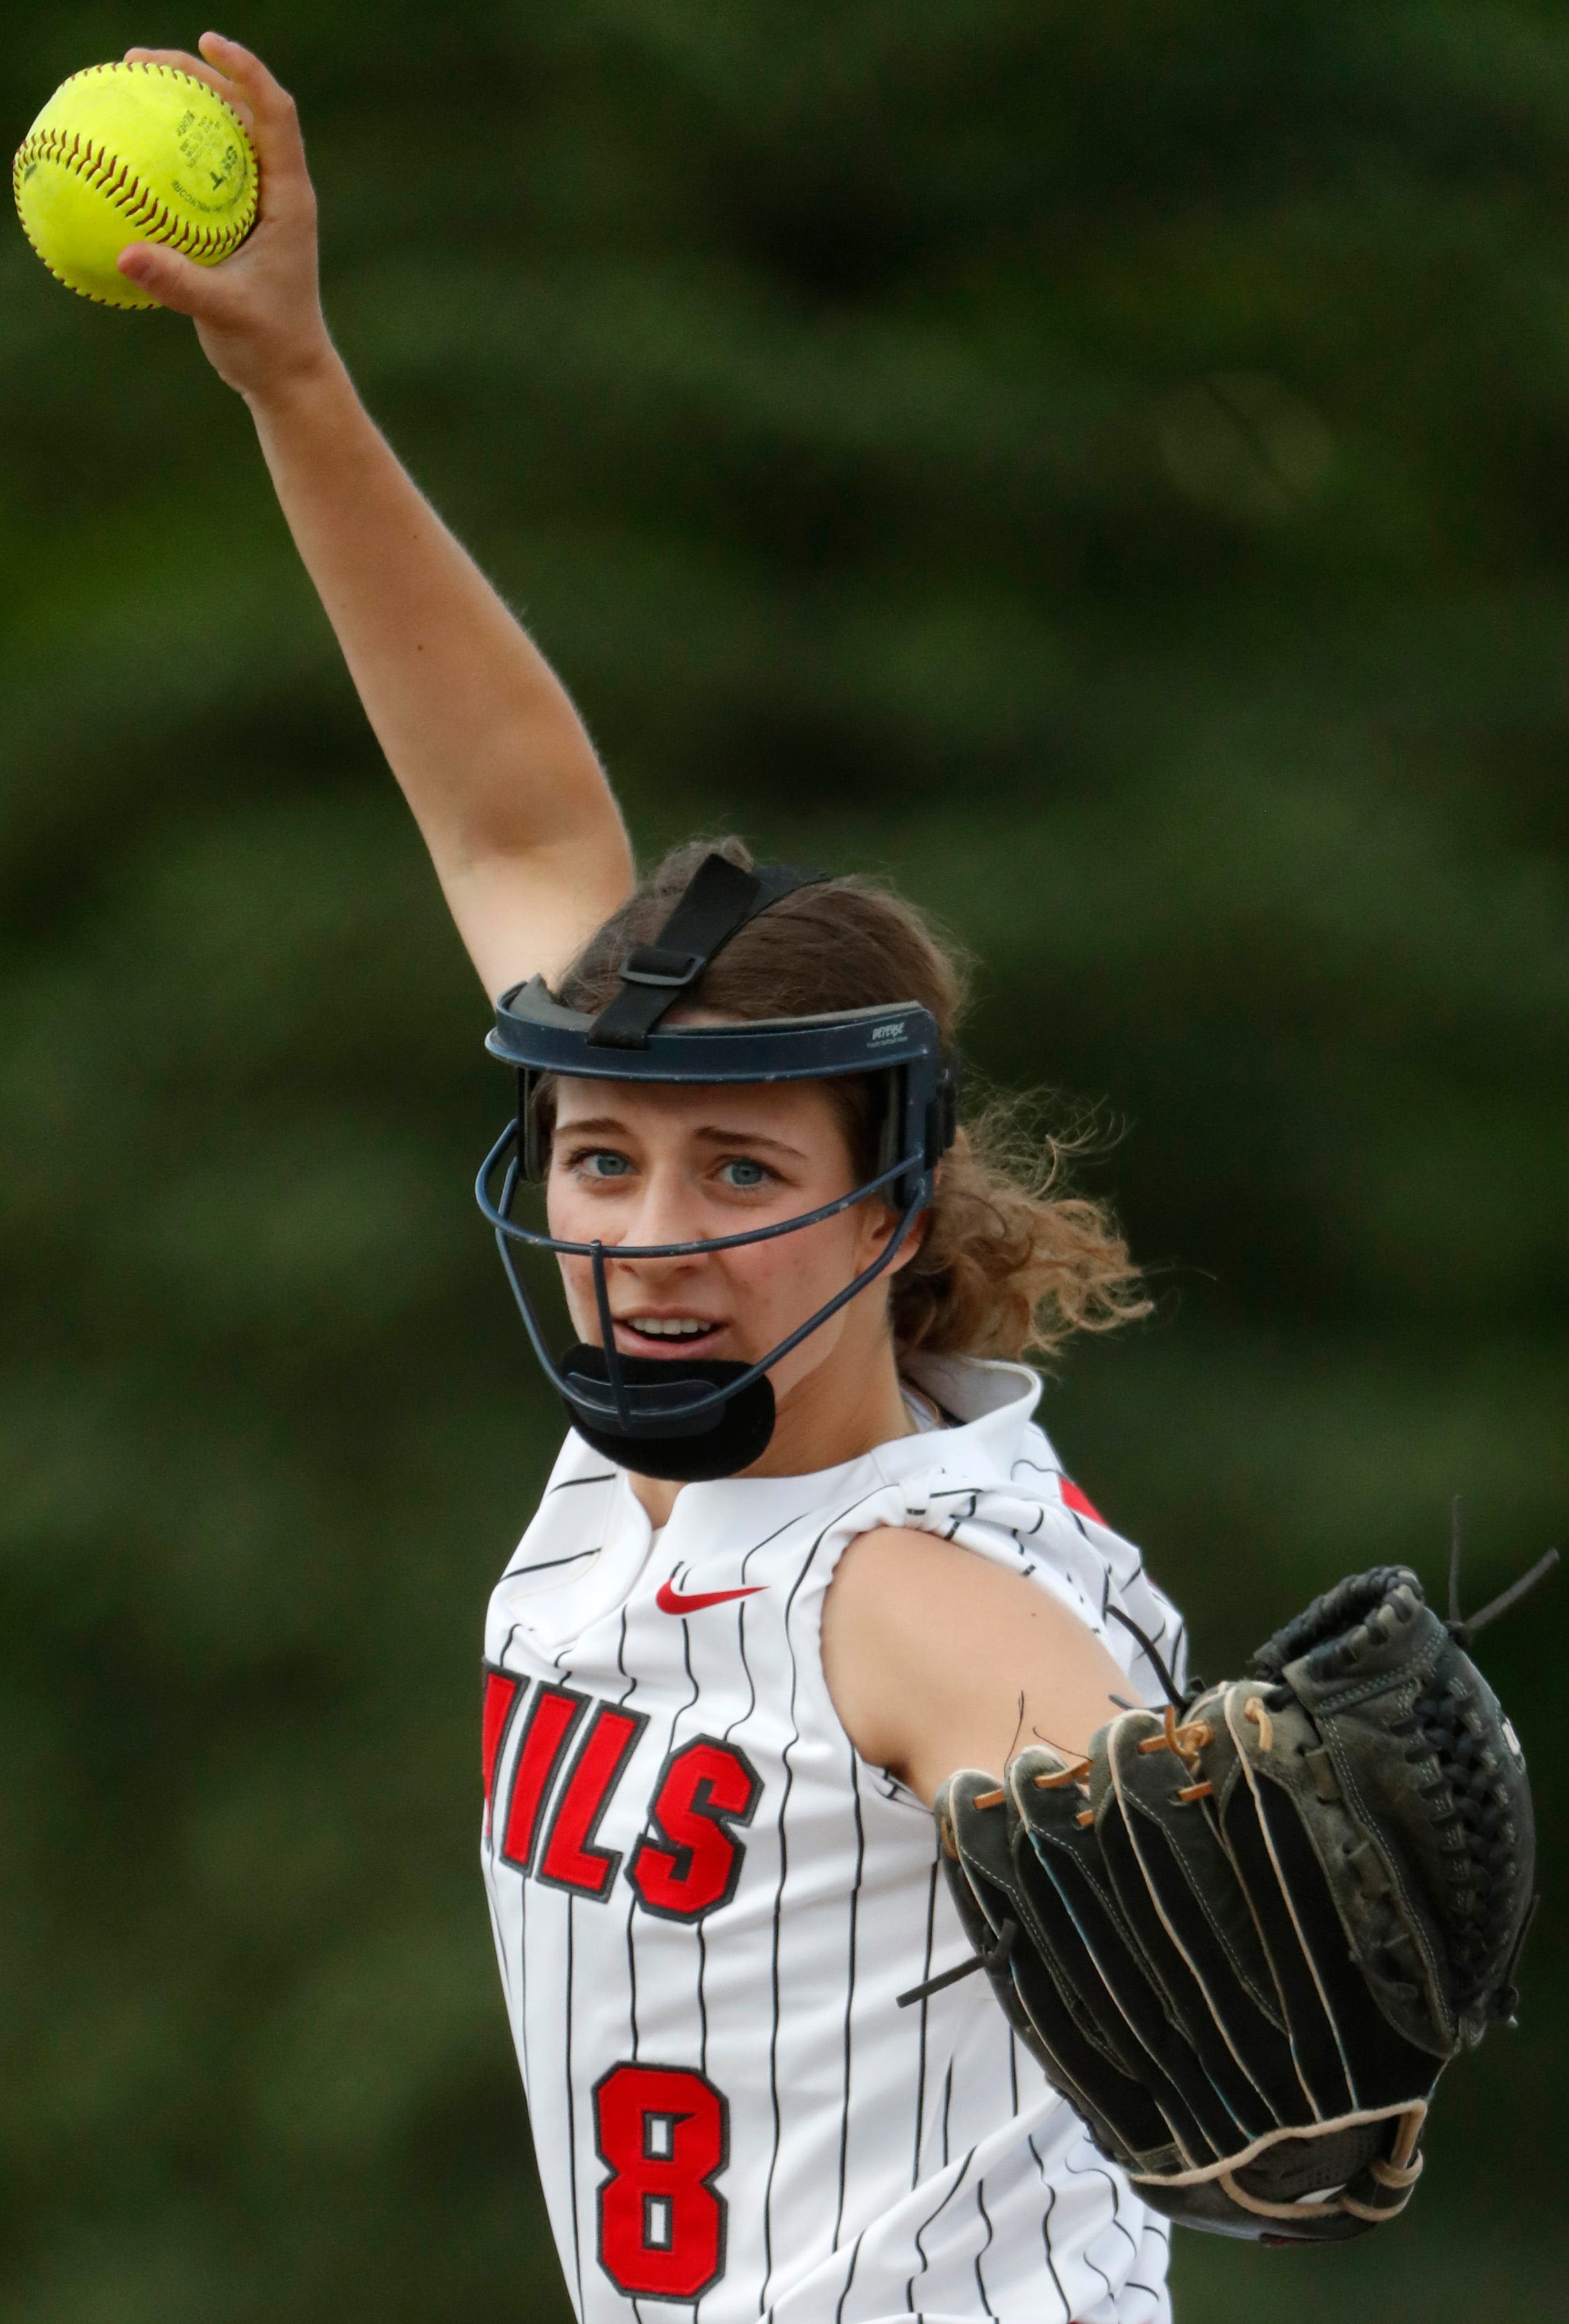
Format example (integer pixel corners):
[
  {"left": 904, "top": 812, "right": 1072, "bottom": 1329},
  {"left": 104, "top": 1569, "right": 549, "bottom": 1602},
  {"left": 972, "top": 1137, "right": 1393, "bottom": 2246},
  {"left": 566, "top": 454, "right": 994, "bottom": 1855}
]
[
  {"left": 1104, "top": 1705, "right": 1317, "bottom": 2127},
  {"left": 1009, "top": 1753, "right": 1195, "bottom": 2084},
  {"left": 1089, "top": 1779, "right": 1282, "bottom": 2147},
  {"left": 1005, "top": 1912, "right": 1183, "bottom": 2167},
  {"left": 1011, "top": 1751, "right": 1247, "bottom": 2166},
  {"left": 940, "top": 1772, "right": 1175, "bottom": 2169},
  {"left": 1234, "top": 1712, "right": 1441, "bottom": 2111},
  {"left": 1213, "top": 1717, "right": 1358, "bottom": 2119}
]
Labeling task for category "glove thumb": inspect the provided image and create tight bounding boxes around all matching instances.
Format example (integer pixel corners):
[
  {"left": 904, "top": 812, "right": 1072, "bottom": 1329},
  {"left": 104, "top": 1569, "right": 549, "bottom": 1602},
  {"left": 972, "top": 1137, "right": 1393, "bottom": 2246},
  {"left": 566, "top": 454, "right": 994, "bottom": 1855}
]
[{"left": 116, "top": 241, "right": 213, "bottom": 315}]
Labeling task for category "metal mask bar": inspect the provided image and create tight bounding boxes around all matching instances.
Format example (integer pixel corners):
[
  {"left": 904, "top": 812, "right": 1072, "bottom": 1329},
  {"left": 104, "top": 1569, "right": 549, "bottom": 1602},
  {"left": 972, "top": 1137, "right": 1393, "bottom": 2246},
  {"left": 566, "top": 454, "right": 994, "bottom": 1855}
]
[{"left": 478, "top": 1123, "right": 928, "bottom": 1436}]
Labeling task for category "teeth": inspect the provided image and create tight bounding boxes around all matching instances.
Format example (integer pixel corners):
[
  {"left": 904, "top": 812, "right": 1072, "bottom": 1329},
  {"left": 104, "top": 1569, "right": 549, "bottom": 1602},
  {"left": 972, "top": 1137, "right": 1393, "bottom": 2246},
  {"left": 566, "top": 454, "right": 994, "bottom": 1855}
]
[{"left": 626, "top": 1317, "right": 714, "bottom": 1338}]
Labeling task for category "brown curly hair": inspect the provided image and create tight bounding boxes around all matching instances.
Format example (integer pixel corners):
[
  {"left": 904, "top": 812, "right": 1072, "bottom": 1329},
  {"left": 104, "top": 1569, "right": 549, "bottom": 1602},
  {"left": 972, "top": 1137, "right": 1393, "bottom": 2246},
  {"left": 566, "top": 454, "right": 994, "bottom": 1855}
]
[{"left": 553, "top": 838, "right": 1148, "bottom": 1362}]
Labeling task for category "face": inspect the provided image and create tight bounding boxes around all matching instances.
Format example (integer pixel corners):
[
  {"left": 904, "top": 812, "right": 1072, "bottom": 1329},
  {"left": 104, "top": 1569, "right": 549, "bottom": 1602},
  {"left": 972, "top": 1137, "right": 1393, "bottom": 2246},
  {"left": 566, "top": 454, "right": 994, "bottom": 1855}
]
[{"left": 545, "top": 1075, "right": 914, "bottom": 1404}]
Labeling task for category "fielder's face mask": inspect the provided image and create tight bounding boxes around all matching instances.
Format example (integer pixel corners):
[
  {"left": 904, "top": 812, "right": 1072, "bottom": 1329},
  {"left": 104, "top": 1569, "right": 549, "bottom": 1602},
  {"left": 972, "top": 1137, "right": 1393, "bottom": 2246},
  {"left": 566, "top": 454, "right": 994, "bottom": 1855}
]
[{"left": 475, "top": 854, "right": 958, "bottom": 1481}]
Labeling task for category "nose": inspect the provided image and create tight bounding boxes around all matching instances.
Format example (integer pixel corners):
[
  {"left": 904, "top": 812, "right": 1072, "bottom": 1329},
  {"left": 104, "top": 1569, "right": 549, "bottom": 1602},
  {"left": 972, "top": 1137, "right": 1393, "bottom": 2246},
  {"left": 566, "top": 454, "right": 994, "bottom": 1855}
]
[{"left": 600, "top": 1163, "right": 712, "bottom": 1264}]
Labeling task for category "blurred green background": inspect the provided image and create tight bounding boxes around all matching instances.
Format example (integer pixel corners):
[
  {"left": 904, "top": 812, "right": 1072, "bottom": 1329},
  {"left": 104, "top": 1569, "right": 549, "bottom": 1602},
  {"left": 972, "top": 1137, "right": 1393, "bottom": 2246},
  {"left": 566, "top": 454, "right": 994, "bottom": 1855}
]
[{"left": 3, "top": 3, "right": 1566, "bottom": 2318}]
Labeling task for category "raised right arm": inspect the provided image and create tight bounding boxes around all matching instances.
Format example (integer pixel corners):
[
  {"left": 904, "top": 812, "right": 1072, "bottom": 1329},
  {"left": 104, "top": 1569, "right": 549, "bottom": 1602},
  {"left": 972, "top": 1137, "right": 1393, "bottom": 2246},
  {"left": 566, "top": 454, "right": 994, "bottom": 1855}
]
[{"left": 117, "top": 34, "right": 633, "bottom": 997}]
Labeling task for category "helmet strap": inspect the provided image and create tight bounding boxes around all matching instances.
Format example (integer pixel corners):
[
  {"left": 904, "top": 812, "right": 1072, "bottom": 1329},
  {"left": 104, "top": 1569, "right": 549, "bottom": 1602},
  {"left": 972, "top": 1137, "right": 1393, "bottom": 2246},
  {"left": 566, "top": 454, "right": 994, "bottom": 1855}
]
[{"left": 587, "top": 853, "right": 826, "bottom": 1049}]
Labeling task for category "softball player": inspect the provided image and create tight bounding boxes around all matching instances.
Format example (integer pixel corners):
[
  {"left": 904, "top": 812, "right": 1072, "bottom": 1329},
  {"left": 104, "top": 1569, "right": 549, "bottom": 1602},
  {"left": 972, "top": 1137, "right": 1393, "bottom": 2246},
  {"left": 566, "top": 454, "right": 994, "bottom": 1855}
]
[{"left": 122, "top": 37, "right": 1186, "bottom": 2323}]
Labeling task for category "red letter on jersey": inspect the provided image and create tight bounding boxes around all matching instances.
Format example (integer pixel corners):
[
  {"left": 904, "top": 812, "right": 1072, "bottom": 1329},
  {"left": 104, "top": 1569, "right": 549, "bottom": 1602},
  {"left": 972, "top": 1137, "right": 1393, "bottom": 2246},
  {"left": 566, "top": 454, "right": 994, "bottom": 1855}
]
[
  {"left": 498, "top": 1686, "right": 587, "bottom": 1872},
  {"left": 536, "top": 1705, "right": 648, "bottom": 1898},
  {"left": 595, "top": 2062, "right": 728, "bottom": 2300},
  {"left": 628, "top": 1737, "right": 761, "bottom": 1921},
  {"left": 481, "top": 1668, "right": 524, "bottom": 1836}
]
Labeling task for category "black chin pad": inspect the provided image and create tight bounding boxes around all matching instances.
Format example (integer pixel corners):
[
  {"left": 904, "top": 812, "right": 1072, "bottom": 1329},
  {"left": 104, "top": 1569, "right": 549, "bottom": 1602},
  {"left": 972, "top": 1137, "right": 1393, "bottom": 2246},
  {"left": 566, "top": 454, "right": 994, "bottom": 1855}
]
[{"left": 556, "top": 1344, "right": 777, "bottom": 1482}]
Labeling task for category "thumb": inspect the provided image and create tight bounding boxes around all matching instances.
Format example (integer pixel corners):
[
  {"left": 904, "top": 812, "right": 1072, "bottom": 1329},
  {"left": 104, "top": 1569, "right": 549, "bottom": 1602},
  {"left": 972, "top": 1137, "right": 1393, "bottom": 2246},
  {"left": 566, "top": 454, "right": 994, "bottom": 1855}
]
[{"left": 117, "top": 241, "right": 217, "bottom": 315}]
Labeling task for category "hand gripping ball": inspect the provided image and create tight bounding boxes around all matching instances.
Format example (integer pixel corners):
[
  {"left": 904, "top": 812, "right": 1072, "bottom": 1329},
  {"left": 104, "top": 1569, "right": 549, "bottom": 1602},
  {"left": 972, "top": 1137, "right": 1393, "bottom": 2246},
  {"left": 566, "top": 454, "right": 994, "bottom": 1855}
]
[{"left": 13, "top": 62, "right": 257, "bottom": 308}]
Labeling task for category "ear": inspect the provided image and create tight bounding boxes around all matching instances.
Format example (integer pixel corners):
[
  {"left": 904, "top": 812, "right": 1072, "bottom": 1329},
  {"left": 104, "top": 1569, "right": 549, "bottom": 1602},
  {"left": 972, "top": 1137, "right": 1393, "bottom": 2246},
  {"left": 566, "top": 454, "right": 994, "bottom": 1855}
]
[{"left": 859, "top": 1196, "right": 932, "bottom": 1274}]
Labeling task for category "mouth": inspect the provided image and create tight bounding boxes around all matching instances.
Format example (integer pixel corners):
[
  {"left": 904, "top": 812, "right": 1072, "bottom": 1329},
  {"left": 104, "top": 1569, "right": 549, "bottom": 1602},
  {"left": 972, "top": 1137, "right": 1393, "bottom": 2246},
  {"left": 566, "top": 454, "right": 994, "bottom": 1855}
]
[{"left": 612, "top": 1314, "right": 727, "bottom": 1357}]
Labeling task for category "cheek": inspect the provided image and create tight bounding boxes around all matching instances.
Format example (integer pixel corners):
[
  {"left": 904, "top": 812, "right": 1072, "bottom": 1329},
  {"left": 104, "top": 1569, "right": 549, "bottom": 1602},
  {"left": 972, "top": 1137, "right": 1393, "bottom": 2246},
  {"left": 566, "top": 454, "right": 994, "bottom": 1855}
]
[
  {"left": 544, "top": 1175, "right": 578, "bottom": 1240},
  {"left": 543, "top": 1186, "right": 596, "bottom": 1313},
  {"left": 725, "top": 1210, "right": 867, "bottom": 1310},
  {"left": 545, "top": 1175, "right": 618, "bottom": 1264}
]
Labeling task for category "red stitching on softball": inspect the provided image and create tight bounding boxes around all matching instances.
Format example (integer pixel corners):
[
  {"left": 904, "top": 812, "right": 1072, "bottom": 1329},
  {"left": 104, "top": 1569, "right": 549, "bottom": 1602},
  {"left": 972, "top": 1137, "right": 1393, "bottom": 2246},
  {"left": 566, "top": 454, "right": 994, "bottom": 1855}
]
[{"left": 15, "top": 65, "right": 257, "bottom": 273}]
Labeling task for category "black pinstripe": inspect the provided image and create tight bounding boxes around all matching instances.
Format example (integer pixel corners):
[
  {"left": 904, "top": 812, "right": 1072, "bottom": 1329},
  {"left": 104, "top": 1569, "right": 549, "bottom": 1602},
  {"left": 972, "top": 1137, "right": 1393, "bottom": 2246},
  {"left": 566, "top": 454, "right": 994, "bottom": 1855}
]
[
  {"left": 722, "top": 1594, "right": 759, "bottom": 1750},
  {"left": 1027, "top": 2147, "right": 1072, "bottom": 2324},
  {"left": 666, "top": 1618, "right": 709, "bottom": 2082},
  {"left": 739, "top": 1507, "right": 811, "bottom": 1585},
  {"left": 610, "top": 1608, "right": 642, "bottom": 2073},
  {"left": 720, "top": 1480, "right": 796, "bottom": 2252},
  {"left": 831, "top": 1748, "right": 867, "bottom": 2251},
  {"left": 563, "top": 1894, "right": 584, "bottom": 2313},
  {"left": 929, "top": 1486, "right": 981, "bottom": 1541},
  {"left": 545, "top": 1624, "right": 588, "bottom": 2320},
  {"left": 615, "top": 1606, "right": 644, "bottom": 2324},
  {"left": 972, "top": 2177, "right": 998, "bottom": 2323},
  {"left": 904, "top": 2148, "right": 974, "bottom": 2313},
  {"left": 911, "top": 1850, "right": 939, "bottom": 2188},
  {"left": 500, "top": 1544, "right": 603, "bottom": 1583},
  {"left": 1065, "top": 2145, "right": 1136, "bottom": 2260},
  {"left": 1061, "top": 2148, "right": 1122, "bottom": 2304},
  {"left": 494, "top": 1624, "right": 535, "bottom": 2087},
  {"left": 759, "top": 1489, "right": 884, "bottom": 2316},
  {"left": 833, "top": 2222, "right": 867, "bottom": 2324},
  {"left": 481, "top": 1880, "right": 513, "bottom": 2021},
  {"left": 484, "top": 1623, "right": 529, "bottom": 2023}
]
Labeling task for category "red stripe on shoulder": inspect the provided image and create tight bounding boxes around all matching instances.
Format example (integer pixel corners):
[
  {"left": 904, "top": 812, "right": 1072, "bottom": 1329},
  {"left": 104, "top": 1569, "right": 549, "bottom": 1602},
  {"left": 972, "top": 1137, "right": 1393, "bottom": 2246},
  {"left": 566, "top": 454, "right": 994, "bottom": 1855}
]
[{"left": 1060, "top": 1477, "right": 1106, "bottom": 1527}]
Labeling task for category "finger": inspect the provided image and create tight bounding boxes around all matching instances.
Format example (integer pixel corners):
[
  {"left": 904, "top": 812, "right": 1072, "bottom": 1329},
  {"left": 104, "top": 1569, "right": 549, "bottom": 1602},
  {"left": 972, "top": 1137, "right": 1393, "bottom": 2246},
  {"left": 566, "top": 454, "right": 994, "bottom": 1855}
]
[
  {"left": 195, "top": 34, "right": 312, "bottom": 192},
  {"left": 121, "top": 47, "right": 255, "bottom": 134},
  {"left": 197, "top": 34, "right": 298, "bottom": 132},
  {"left": 116, "top": 240, "right": 230, "bottom": 318},
  {"left": 123, "top": 45, "right": 215, "bottom": 70}
]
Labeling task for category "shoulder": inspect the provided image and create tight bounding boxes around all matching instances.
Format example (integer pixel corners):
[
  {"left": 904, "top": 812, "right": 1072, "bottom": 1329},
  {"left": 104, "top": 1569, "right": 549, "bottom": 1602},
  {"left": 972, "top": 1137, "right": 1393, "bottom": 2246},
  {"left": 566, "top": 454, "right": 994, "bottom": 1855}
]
[
  {"left": 822, "top": 1521, "right": 1120, "bottom": 1706},
  {"left": 841, "top": 1415, "right": 1188, "bottom": 1704},
  {"left": 826, "top": 1521, "right": 1101, "bottom": 1640},
  {"left": 827, "top": 1524, "right": 976, "bottom": 1599},
  {"left": 829, "top": 1522, "right": 1008, "bottom": 1600},
  {"left": 820, "top": 1518, "right": 1139, "bottom": 1801}
]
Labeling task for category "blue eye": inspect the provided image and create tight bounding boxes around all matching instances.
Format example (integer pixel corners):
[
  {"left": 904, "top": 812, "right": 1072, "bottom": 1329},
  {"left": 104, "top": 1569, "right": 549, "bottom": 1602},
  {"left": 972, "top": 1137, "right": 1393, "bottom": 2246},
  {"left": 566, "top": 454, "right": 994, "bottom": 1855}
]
[
  {"left": 580, "top": 1150, "right": 633, "bottom": 1179},
  {"left": 720, "top": 1158, "right": 769, "bottom": 1189}
]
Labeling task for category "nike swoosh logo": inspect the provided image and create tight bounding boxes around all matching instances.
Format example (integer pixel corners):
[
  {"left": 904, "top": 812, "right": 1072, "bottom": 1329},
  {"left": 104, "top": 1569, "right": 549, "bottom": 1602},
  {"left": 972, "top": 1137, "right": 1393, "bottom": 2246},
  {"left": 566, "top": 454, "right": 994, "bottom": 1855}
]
[{"left": 656, "top": 1579, "right": 768, "bottom": 1615}]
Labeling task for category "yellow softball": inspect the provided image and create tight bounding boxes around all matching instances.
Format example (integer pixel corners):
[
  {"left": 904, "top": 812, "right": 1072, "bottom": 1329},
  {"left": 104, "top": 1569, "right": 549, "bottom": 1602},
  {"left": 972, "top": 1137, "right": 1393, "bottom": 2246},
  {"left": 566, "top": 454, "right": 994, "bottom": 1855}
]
[{"left": 13, "top": 61, "right": 257, "bottom": 310}]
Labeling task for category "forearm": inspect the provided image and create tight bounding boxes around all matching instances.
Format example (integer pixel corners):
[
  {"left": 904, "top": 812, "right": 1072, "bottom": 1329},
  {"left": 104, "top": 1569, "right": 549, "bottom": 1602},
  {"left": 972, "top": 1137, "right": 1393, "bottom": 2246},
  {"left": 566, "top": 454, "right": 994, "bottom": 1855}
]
[
  {"left": 248, "top": 352, "right": 632, "bottom": 981},
  {"left": 117, "top": 36, "right": 633, "bottom": 995}
]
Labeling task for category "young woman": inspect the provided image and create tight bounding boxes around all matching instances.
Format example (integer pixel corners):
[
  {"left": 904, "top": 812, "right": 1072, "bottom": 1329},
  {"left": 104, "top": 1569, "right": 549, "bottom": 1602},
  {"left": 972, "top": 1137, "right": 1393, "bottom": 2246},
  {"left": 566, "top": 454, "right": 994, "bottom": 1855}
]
[{"left": 121, "top": 38, "right": 1185, "bottom": 2323}]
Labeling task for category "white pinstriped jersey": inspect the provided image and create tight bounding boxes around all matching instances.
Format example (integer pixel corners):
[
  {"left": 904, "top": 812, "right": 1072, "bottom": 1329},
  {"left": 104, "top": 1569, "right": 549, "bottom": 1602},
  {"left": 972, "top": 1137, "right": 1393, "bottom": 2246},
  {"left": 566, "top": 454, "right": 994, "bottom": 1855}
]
[{"left": 481, "top": 1356, "right": 1182, "bottom": 2324}]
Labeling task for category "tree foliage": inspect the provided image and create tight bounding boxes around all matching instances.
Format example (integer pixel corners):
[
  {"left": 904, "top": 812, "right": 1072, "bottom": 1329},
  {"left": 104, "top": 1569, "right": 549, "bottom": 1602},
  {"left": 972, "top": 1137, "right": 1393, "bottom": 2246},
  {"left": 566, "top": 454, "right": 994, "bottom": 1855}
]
[{"left": 1, "top": 4, "right": 1565, "bottom": 2317}]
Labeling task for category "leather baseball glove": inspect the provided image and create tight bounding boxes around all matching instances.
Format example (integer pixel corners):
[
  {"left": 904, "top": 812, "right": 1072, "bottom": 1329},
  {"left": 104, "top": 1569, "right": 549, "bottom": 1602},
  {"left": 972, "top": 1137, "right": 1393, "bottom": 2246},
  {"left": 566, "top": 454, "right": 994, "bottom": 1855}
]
[{"left": 927, "top": 1543, "right": 1552, "bottom": 2242}]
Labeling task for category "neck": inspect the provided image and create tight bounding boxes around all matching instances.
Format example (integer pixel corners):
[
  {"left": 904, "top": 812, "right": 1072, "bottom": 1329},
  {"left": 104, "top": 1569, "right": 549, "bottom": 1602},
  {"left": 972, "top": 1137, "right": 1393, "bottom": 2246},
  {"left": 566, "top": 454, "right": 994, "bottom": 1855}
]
[{"left": 627, "top": 1334, "right": 916, "bottom": 1528}]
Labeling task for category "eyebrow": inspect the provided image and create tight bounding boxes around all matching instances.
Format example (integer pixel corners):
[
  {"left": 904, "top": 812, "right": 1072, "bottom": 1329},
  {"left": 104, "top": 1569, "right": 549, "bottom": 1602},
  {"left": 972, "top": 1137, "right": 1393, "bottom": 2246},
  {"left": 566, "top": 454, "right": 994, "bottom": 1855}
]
[{"left": 558, "top": 1115, "right": 810, "bottom": 1162}]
